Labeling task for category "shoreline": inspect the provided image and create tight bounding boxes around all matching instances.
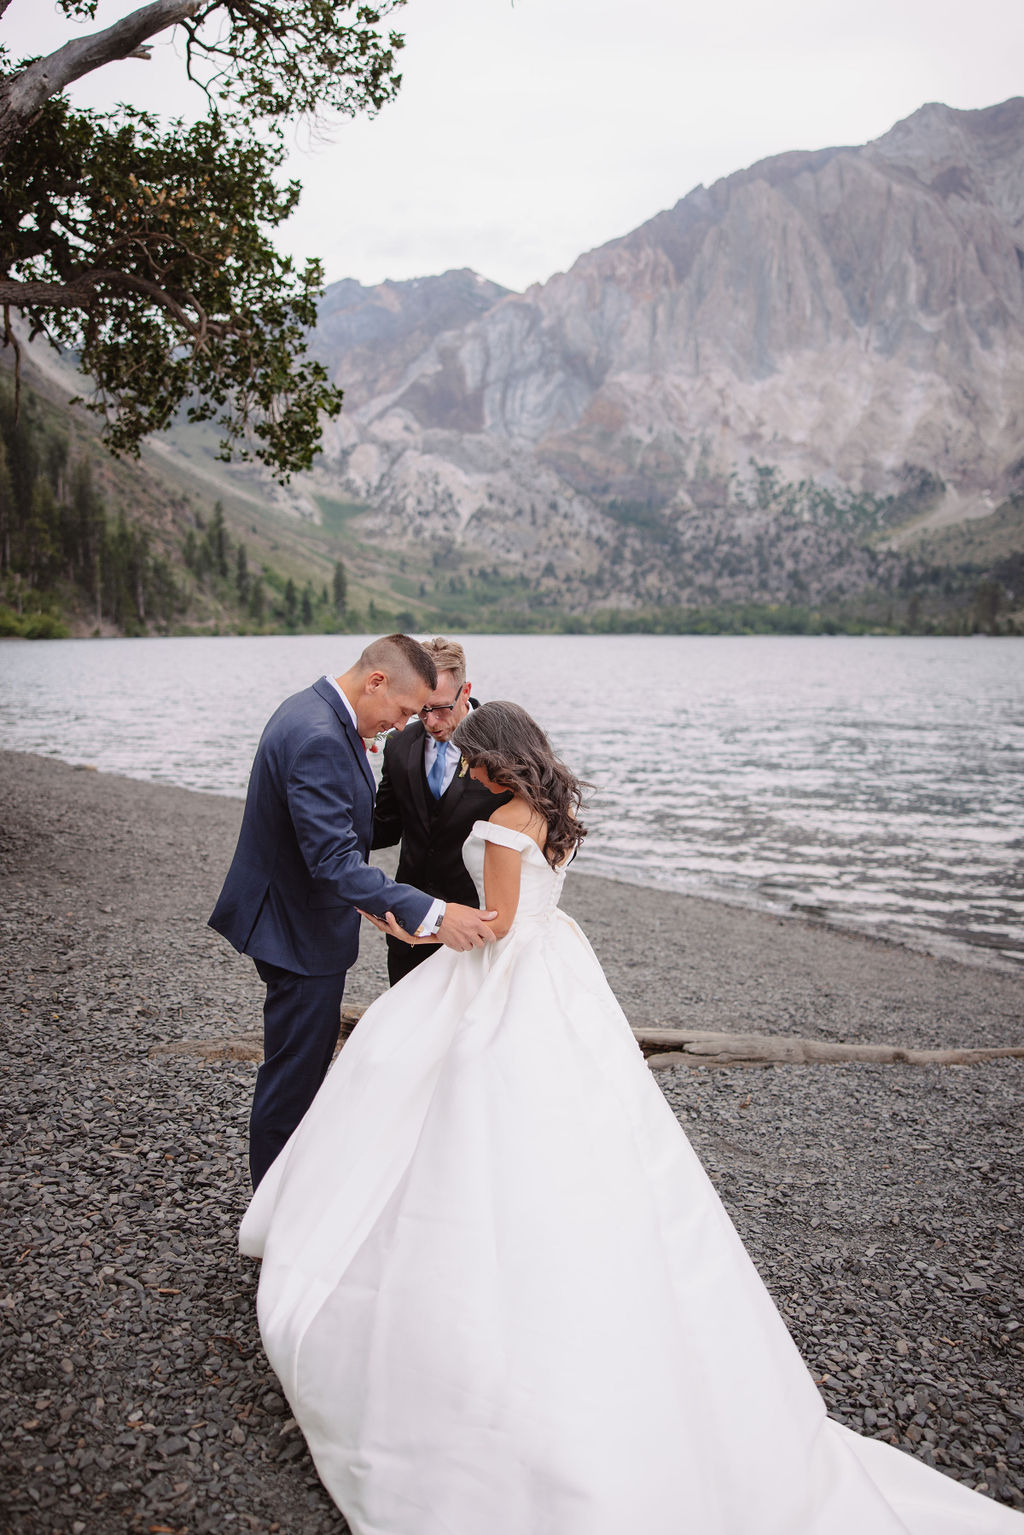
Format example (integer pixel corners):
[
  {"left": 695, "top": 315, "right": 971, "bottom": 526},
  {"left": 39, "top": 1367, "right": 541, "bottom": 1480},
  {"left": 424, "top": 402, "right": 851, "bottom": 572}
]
[
  {"left": 3, "top": 629, "right": 1021, "bottom": 982},
  {"left": 574, "top": 851, "right": 1024, "bottom": 979},
  {"left": 1, "top": 751, "right": 1022, "bottom": 1529},
  {"left": 6, "top": 615, "right": 1024, "bottom": 641},
  {"left": 9, "top": 738, "right": 1024, "bottom": 984}
]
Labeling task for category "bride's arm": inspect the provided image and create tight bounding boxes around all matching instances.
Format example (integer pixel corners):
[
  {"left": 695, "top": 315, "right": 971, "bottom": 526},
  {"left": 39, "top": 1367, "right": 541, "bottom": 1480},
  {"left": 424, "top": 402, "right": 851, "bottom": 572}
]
[
  {"left": 369, "top": 842, "right": 522, "bottom": 941},
  {"left": 482, "top": 841, "right": 522, "bottom": 939},
  {"left": 483, "top": 799, "right": 547, "bottom": 937}
]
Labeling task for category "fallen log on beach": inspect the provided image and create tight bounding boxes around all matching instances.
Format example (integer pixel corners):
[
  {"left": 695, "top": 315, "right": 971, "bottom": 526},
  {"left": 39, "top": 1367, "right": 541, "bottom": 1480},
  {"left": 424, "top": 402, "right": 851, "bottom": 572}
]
[
  {"left": 636, "top": 1028, "right": 1024, "bottom": 1069},
  {"left": 149, "top": 1010, "right": 1024, "bottom": 1069}
]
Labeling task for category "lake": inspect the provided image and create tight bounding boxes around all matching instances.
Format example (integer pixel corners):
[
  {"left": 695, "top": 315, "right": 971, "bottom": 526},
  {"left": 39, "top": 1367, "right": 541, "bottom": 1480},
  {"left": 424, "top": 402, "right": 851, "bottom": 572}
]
[{"left": 1, "top": 633, "right": 1022, "bottom": 970}]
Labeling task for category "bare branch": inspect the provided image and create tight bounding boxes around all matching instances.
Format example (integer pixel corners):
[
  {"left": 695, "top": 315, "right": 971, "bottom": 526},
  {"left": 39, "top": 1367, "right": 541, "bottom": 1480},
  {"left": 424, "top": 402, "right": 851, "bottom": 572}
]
[{"left": 0, "top": 0, "right": 199, "bottom": 154}]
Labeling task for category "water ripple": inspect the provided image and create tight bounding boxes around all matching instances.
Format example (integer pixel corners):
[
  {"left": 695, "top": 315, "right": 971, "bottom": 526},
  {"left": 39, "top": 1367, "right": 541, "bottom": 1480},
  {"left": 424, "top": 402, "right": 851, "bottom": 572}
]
[{"left": 1, "top": 633, "right": 1022, "bottom": 969}]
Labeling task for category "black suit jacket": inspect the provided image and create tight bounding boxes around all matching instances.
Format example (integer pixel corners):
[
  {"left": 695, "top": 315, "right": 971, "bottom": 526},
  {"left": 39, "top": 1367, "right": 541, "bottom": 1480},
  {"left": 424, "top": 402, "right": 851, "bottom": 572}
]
[{"left": 372, "top": 707, "right": 512, "bottom": 908}]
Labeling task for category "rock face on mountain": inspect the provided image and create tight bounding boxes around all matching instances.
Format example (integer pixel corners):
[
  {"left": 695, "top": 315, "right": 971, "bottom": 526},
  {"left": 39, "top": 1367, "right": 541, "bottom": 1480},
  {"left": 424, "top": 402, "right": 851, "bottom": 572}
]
[
  {"left": 309, "top": 269, "right": 511, "bottom": 409},
  {"left": 311, "top": 100, "right": 1024, "bottom": 610}
]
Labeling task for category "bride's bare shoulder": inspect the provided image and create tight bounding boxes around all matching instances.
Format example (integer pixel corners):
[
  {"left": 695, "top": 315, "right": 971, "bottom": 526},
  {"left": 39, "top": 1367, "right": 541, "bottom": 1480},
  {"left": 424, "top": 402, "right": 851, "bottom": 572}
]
[{"left": 489, "top": 797, "right": 548, "bottom": 849}]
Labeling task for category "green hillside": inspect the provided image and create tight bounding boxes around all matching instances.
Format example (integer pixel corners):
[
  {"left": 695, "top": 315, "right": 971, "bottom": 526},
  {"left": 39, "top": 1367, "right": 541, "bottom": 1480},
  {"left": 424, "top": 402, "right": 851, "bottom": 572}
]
[
  {"left": 0, "top": 352, "right": 440, "bottom": 639},
  {"left": 1, "top": 348, "right": 1022, "bottom": 640}
]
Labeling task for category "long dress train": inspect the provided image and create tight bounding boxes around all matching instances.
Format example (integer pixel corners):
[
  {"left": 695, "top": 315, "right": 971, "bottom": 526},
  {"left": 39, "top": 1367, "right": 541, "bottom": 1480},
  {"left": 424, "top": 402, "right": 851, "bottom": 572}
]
[{"left": 240, "top": 821, "right": 1023, "bottom": 1534}]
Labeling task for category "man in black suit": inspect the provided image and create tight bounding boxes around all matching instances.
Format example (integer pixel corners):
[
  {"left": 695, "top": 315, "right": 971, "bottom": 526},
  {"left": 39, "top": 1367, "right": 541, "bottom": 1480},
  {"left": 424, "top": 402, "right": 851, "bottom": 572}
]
[
  {"left": 372, "top": 638, "right": 511, "bottom": 985},
  {"left": 209, "top": 634, "right": 498, "bottom": 1187}
]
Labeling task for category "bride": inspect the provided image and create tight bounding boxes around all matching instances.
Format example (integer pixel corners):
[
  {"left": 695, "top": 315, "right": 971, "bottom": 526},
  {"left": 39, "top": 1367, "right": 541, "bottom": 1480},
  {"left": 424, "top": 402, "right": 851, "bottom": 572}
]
[{"left": 240, "top": 701, "right": 1022, "bottom": 1534}]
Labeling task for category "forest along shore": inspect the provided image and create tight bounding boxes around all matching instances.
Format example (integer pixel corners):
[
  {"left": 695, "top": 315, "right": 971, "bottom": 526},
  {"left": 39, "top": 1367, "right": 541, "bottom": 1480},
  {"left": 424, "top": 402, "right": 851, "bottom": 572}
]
[{"left": 1, "top": 749, "right": 1022, "bottom": 1534}]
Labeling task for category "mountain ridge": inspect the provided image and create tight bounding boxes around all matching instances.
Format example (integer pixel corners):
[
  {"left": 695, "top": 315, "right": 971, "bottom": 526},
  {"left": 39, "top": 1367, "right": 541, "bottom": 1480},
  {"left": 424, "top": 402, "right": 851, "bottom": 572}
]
[
  {"left": 4, "top": 100, "right": 1023, "bottom": 636},
  {"left": 289, "top": 99, "right": 1019, "bottom": 624}
]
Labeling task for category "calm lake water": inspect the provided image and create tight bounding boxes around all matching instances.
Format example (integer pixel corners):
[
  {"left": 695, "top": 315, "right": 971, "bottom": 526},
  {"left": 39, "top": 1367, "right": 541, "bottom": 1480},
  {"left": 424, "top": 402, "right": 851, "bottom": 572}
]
[{"left": 1, "top": 633, "right": 1022, "bottom": 970}]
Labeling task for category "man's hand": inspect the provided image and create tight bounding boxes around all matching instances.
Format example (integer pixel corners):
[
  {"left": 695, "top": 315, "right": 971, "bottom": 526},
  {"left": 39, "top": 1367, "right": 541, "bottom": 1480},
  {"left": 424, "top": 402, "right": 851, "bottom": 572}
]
[
  {"left": 436, "top": 904, "right": 498, "bottom": 951},
  {"left": 358, "top": 908, "right": 438, "bottom": 946},
  {"left": 357, "top": 904, "right": 497, "bottom": 950}
]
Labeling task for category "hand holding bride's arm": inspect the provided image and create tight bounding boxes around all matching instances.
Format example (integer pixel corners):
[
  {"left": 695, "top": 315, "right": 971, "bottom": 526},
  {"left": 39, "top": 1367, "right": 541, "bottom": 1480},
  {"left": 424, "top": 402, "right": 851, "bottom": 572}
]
[{"left": 359, "top": 905, "right": 504, "bottom": 949}]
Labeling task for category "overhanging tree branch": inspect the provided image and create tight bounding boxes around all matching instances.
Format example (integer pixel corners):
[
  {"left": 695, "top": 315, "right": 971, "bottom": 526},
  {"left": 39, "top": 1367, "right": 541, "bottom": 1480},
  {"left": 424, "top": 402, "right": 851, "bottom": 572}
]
[
  {"left": 0, "top": 0, "right": 199, "bottom": 154},
  {"left": 0, "top": 271, "right": 221, "bottom": 336},
  {"left": 0, "top": 2, "right": 405, "bottom": 474}
]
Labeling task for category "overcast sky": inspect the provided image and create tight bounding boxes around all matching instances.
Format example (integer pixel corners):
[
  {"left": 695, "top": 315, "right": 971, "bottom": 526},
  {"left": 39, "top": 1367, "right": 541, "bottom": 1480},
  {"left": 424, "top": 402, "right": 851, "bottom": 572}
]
[{"left": 9, "top": 0, "right": 1024, "bottom": 293}]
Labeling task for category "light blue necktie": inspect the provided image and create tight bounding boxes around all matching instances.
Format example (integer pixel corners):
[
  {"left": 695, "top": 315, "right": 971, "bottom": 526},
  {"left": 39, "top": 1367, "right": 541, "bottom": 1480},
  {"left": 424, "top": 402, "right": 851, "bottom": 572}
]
[{"left": 427, "top": 740, "right": 448, "bottom": 799}]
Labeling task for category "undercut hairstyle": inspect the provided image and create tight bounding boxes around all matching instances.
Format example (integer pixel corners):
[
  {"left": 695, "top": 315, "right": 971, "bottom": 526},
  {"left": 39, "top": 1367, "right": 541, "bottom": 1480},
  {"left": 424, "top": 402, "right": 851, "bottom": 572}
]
[
  {"left": 358, "top": 634, "right": 437, "bottom": 692},
  {"left": 453, "top": 701, "right": 587, "bottom": 869},
  {"left": 421, "top": 636, "right": 467, "bottom": 692}
]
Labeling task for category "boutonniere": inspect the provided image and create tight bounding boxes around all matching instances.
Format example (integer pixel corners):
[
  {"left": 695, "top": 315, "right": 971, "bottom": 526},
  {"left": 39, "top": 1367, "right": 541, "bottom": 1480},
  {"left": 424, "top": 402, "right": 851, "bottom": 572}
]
[
  {"left": 458, "top": 755, "right": 468, "bottom": 778},
  {"left": 366, "top": 729, "right": 394, "bottom": 755}
]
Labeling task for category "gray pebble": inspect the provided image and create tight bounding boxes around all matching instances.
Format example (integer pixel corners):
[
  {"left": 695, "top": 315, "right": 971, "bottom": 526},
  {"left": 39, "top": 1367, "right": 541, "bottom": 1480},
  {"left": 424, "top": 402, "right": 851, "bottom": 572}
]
[{"left": 1, "top": 749, "right": 1021, "bottom": 1530}]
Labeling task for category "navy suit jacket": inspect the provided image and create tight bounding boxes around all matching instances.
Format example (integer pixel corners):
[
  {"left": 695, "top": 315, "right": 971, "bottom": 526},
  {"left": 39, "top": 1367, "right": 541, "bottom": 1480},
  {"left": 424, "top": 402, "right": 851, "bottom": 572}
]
[{"left": 209, "top": 678, "right": 433, "bottom": 975}]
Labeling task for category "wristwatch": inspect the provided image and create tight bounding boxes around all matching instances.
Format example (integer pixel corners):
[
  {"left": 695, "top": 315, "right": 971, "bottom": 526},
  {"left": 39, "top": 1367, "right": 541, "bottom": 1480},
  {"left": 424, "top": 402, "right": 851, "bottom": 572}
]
[{"left": 416, "top": 902, "right": 446, "bottom": 938}]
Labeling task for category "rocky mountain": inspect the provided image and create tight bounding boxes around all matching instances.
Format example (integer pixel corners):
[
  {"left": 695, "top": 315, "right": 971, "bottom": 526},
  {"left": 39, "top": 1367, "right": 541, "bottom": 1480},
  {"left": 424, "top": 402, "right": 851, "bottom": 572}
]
[
  {"left": 306, "top": 99, "right": 1024, "bottom": 620},
  {"left": 308, "top": 269, "right": 511, "bottom": 401}
]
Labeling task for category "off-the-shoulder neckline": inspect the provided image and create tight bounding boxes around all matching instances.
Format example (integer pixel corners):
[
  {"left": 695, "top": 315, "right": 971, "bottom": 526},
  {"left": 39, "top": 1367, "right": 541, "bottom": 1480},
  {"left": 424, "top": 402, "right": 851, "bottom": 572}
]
[
  {"left": 469, "top": 818, "right": 566, "bottom": 866},
  {"left": 471, "top": 817, "right": 545, "bottom": 847}
]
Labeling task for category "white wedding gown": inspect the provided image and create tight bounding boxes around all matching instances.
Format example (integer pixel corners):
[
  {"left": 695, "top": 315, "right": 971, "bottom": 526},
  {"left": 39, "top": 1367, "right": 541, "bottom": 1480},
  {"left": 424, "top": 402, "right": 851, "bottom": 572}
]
[{"left": 240, "top": 822, "right": 1022, "bottom": 1535}]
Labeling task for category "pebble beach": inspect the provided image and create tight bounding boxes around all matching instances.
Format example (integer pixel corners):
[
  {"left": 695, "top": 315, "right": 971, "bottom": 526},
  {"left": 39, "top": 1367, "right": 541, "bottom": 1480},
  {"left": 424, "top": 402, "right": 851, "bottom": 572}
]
[{"left": 1, "top": 749, "right": 1022, "bottom": 1533}]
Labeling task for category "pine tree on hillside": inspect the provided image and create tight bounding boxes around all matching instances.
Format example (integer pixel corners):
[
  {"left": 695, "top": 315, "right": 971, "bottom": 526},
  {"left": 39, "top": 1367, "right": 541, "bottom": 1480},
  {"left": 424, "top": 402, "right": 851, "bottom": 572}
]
[
  {"left": 333, "top": 559, "right": 348, "bottom": 619},
  {"left": 236, "top": 542, "right": 250, "bottom": 603},
  {"left": 210, "top": 502, "right": 229, "bottom": 581},
  {"left": 0, "top": 435, "right": 12, "bottom": 575}
]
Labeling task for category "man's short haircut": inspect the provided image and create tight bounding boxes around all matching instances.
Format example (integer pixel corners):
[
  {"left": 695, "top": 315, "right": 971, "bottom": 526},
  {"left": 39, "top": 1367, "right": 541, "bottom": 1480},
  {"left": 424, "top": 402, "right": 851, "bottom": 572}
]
[
  {"left": 358, "top": 634, "right": 438, "bottom": 692},
  {"left": 421, "top": 637, "right": 467, "bottom": 692}
]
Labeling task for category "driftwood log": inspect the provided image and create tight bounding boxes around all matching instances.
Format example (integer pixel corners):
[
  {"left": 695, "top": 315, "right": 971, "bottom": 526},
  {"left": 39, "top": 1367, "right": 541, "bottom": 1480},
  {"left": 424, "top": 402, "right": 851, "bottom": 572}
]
[
  {"left": 637, "top": 1029, "right": 1024, "bottom": 1069},
  {"left": 149, "top": 1008, "right": 1024, "bottom": 1069}
]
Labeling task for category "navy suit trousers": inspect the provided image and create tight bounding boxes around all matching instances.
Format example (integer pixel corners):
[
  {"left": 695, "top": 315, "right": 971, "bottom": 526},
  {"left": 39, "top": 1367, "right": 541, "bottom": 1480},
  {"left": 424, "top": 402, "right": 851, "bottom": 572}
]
[{"left": 250, "top": 959, "right": 347, "bottom": 1189}]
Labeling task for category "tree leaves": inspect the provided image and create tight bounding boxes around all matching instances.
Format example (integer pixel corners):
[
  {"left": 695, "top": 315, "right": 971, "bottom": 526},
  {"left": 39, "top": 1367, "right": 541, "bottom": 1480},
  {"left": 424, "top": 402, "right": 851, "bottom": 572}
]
[
  {"left": 0, "top": 100, "right": 342, "bottom": 475},
  {"left": 180, "top": 0, "right": 405, "bottom": 124},
  {"left": 0, "top": 0, "right": 408, "bottom": 475}
]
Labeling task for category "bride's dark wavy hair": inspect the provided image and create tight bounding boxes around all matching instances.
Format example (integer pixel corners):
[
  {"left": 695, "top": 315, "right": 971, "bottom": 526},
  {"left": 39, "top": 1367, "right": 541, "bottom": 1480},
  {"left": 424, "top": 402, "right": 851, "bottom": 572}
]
[{"left": 453, "top": 701, "right": 588, "bottom": 868}]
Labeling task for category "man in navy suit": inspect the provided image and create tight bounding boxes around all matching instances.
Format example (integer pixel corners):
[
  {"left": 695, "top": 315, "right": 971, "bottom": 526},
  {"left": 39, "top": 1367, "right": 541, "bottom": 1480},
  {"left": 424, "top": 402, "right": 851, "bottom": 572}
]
[{"left": 210, "top": 634, "right": 498, "bottom": 1187}]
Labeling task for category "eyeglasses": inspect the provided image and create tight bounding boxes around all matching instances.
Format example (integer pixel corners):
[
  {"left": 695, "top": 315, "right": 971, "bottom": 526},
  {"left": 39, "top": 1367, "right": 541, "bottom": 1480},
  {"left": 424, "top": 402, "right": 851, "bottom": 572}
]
[{"left": 419, "top": 701, "right": 458, "bottom": 719}]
